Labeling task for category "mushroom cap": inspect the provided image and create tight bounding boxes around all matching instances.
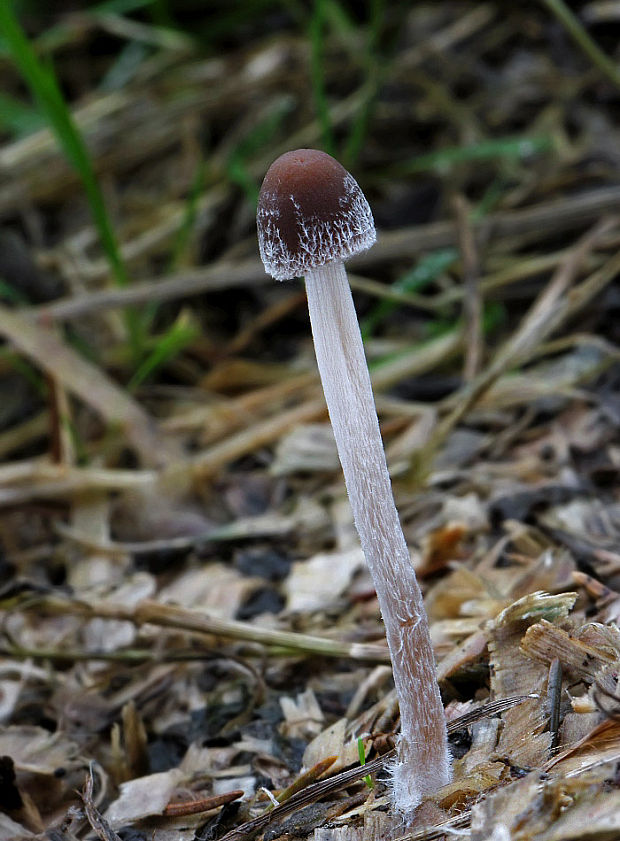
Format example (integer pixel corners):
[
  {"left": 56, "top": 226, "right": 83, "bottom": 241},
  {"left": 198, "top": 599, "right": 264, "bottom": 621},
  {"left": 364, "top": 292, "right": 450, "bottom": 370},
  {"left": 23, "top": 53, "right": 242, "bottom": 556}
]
[{"left": 257, "top": 149, "right": 376, "bottom": 280}]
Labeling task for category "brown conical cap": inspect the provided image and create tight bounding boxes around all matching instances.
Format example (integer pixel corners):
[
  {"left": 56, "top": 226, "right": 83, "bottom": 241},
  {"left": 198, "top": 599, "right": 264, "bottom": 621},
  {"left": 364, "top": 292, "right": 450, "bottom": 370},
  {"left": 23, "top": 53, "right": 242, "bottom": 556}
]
[{"left": 257, "top": 149, "right": 376, "bottom": 280}]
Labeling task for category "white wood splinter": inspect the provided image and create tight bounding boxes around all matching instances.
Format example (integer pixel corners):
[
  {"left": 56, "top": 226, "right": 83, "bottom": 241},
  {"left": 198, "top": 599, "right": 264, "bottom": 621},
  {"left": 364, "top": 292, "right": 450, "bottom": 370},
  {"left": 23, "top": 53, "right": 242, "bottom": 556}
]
[{"left": 256, "top": 149, "right": 451, "bottom": 814}]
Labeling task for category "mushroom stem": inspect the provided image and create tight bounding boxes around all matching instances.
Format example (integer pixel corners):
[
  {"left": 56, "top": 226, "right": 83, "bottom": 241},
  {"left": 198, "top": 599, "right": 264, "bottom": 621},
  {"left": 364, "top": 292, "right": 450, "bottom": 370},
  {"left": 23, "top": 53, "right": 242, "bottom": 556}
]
[{"left": 304, "top": 260, "right": 451, "bottom": 812}]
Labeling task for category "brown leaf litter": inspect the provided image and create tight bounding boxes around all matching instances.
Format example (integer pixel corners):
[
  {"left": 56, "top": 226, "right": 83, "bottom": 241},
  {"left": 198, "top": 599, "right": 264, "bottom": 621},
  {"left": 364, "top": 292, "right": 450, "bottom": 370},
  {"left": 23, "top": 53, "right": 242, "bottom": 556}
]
[{"left": 0, "top": 2, "right": 620, "bottom": 840}]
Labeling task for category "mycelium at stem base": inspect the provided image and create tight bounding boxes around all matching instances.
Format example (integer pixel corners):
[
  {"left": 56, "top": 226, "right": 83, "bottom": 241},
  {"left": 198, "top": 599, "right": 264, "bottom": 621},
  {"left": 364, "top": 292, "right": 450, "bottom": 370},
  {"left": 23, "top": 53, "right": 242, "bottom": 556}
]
[{"left": 304, "top": 260, "right": 451, "bottom": 812}]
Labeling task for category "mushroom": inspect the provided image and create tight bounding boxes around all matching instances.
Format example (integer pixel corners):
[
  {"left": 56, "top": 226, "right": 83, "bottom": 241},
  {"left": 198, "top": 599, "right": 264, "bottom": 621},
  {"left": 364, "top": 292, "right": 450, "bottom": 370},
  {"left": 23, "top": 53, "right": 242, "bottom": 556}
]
[{"left": 257, "top": 149, "right": 451, "bottom": 813}]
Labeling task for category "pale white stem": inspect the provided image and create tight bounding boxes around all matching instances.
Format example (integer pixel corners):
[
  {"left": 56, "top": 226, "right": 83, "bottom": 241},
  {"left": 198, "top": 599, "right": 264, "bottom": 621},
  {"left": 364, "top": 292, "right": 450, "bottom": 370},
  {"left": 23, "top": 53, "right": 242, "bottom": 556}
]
[{"left": 304, "top": 260, "right": 451, "bottom": 812}]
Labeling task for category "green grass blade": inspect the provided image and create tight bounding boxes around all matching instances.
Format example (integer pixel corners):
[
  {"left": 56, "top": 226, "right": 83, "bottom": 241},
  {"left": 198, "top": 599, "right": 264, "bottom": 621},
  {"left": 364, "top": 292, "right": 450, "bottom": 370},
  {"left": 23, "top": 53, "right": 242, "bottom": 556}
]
[
  {"left": 0, "top": 5, "right": 129, "bottom": 288},
  {"left": 128, "top": 314, "right": 199, "bottom": 390},
  {"left": 309, "top": 0, "right": 335, "bottom": 155},
  {"left": 361, "top": 249, "right": 459, "bottom": 338},
  {"left": 540, "top": 0, "right": 620, "bottom": 90},
  {"left": 389, "top": 135, "right": 554, "bottom": 176},
  {"left": 0, "top": 3, "right": 147, "bottom": 359},
  {"left": 227, "top": 97, "right": 294, "bottom": 205},
  {"left": 357, "top": 737, "right": 374, "bottom": 789},
  {"left": 168, "top": 157, "right": 208, "bottom": 270},
  {"left": 343, "top": 0, "right": 385, "bottom": 167},
  {"left": 100, "top": 40, "right": 150, "bottom": 91}
]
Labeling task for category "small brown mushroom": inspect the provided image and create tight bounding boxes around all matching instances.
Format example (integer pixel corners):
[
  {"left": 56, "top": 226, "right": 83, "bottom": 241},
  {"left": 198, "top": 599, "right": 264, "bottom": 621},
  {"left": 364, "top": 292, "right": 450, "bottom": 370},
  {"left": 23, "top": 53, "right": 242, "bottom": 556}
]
[{"left": 257, "top": 149, "right": 451, "bottom": 814}]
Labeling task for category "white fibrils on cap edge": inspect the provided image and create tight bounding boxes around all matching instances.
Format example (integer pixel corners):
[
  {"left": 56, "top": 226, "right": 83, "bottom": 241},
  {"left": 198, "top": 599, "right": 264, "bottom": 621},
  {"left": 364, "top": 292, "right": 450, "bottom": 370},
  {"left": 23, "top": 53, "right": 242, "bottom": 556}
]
[{"left": 257, "top": 172, "right": 376, "bottom": 281}]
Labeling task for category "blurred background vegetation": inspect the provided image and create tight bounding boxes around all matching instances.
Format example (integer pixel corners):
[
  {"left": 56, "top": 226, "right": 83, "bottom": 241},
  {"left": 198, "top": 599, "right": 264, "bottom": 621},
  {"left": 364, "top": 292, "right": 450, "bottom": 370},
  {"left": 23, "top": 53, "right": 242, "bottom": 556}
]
[{"left": 0, "top": 0, "right": 618, "bottom": 463}]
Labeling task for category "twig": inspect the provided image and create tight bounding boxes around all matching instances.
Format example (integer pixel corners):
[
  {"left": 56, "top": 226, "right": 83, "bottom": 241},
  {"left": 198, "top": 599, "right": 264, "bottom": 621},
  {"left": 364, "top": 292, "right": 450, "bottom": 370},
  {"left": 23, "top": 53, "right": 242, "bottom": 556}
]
[
  {"left": 427, "top": 217, "right": 618, "bottom": 455},
  {"left": 547, "top": 658, "right": 563, "bottom": 753},
  {"left": 0, "top": 303, "right": 176, "bottom": 467},
  {"left": 81, "top": 763, "right": 121, "bottom": 841},
  {"left": 0, "top": 462, "right": 156, "bottom": 507},
  {"left": 191, "top": 398, "right": 327, "bottom": 479},
  {"left": 453, "top": 194, "right": 482, "bottom": 381},
  {"left": 63, "top": 597, "right": 393, "bottom": 664},
  {"left": 30, "top": 187, "right": 620, "bottom": 323},
  {"left": 540, "top": 0, "right": 620, "bottom": 89},
  {"left": 163, "top": 789, "right": 244, "bottom": 817}
]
